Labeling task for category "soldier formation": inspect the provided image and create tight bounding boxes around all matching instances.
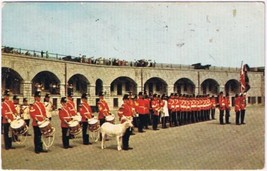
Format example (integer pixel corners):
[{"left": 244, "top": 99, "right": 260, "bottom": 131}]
[{"left": 1, "top": 89, "right": 247, "bottom": 153}]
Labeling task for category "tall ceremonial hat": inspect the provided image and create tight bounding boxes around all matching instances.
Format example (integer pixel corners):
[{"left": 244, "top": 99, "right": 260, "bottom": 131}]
[
  {"left": 81, "top": 93, "right": 88, "bottom": 99},
  {"left": 138, "top": 92, "right": 143, "bottom": 96},
  {"left": 60, "top": 97, "right": 67, "bottom": 103},
  {"left": 99, "top": 91, "right": 104, "bottom": 97},
  {"left": 13, "top": 95, "right": 19, "bottom": 100},
  {"left": 123, "top": 94, "right": 129, "bottom": 100},
  {"left": 4, "top": 89, "right": 10, "bottom": 96},
  {"left": 34, "top": 91, "right": 41, "bottom": 97},
  {"left": 67, "top": 92, "right": 73, "bottom": 97},
  {"left": 45, "top": 93, "right": 50, "bottom": 98}
]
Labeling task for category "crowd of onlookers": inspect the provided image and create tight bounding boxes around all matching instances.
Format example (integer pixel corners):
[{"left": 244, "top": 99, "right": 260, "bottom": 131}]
[{"left": 2, "top": 46, "right": 156, "bottom": 67}]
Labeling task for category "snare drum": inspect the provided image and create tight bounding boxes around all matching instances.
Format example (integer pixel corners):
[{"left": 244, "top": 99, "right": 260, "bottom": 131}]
[
  {"left": 105, "top": 114, "right": 115, "bottom": 124},
  {"left": 38, "top": 120, "right": 54, "bottom": 137},
  {"left": 88, "top": 118, "right": 99, "bottom": 131},
  {"left": 68, "top": 120, "right": 81, "bottom": 135},
  {"left": 10, "top": 119, "right": 28, "bottom": 135}
]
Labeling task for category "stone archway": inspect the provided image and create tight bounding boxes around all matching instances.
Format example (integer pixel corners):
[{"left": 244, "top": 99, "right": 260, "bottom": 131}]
[
  {"left": 174, "top": 78, "right": 195, "bottom": 95},
  {"left": 95, "top": 79, "right": 103, "bottom": 96},
  {"left": 68, "top": 74, "right": 89, "bottom": 96},
  {"left": 32, "top": 71, "right": 60, "bottom": 95},
  {"left": 2, "top": 67, "right": 23, "bottom": 95},
  {"left": 201, "top": 79, "right": 219, "bottom": 95},
  {"left": 225, "top": 79, "right": 240, "bottom": 95},
  {"left": 144, "top": 77, "right": 167, "bottom": 95},
  {"left": 110, "top": 76, "right": 137, "bottom": 96}
]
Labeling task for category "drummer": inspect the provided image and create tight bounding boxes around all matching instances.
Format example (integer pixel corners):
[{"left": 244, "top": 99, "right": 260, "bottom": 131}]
[
  {"left": 21, "top": 98, "right": 31, "bottom": 136},
  {"left": 97, "top": 91, "right": 111, "bottom": 126},
  {"left": 97, "top": 91, "right": 111, "bottom": 141},
  {"left": 29, "top": 91, "right": 48, "bottom": 154},
  {"left": 66, "top": 92, "right": 77, "bottom": 139},
  {"left": 2, "top": 89, "right": 18, "bottom": 150},
  {"left": 79, "top": 93, "right": 93, "bottom": 145},
  {"left": 44, "top": 93, "right": 54, "bottom": 121},
  {"left": 58, "top": 97, "right": 73, "bottom": 149}
]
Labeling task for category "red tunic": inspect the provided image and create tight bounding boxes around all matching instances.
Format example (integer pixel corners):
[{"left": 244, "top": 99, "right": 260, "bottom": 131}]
[
  {"left": 234, "top": 97, "right": 241, "bottom": 112},
  {"left": 79, "top": 102, "right": 93, "bottom": 122},
  {"left": 58, "top": 107, "right": 72, "bottom": 128},
  {"left": 151, "top": 99, "right": 160, "bottom": 115},
  {"left": 66, "top": 100, "right": 76, "bottom": 116},
  {"left": 119, "top": 103, "right": 132, "bottom": 123},
  {"left": 30, "top": 101, "right": 47, "bottom": 126},
  {"left": 2, "top": 100, "right": 17, "bottom": 124},
  {"left": 136, "top": 98, "right": 148, "bottom": 115},
  {"left": 98, "top": 99, "right": 110, "bottom": 119},
  {"left": 218, "top": 95, "right": 225, "bottom": 110},
  {"left": 225, "top": 97, "right": 231, "bottom": 110},
  {"left": 240, "top": 95, "right": 246, "bottom": 110},
  {"left": 210, "top": 98, "right": 216, "bottom": 109}
]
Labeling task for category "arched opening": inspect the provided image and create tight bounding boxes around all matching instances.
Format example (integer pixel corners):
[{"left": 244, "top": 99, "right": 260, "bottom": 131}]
[
  {"left": 95, "top": 79, "right": 103, "bottom": 96},
  {"left": 144, "top": 77, "right": 167, "bottom": 95},
  {"left": 68, "top": 74, "right": 89, "bottom": 96},
  {"left": 110, "top": 77, "right": 137, "bottom": 96},
  {"left": 201, "top": 79, "right": 219, "bottom": 95},
  {"left": 2, "top": 67, "right": 23, "bottom": 95},
  {"left": 174, "top": 78, "right": 195, "bottom": 95},
  {"left": 32, "top": 71, "right": 60, "bottom": 95},
  {"left": 225, "top": 79, "right": 240, "bottom": 95}
]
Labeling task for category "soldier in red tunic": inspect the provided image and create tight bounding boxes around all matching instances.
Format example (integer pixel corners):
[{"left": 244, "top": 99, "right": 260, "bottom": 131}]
[
  {"left": 136, "top": 92, "right": 147, "bottom": 133},
  {"left": 66, "top": 93, "right": 77, "bottom": 139},
  {"left": 29, "top": 91, "right": 48, "bottom": 153},
  {"left": 58, "top": 97, "right": 73, "bottom": 149},
  {"left": 97, "top": 92, "right": 110, "bottom": 126},
  {"left": 151, "top": 94, "right": 160, "bottom": 130},
  {"left": 79, "top": 93, "right": 93, "bottom": 145},
  {"left": 240, "top": 93, "right": 247, "bottom": 124},
  {"left": 210, "top": 95, "right": 216, "bottom": 120},
  {"left": 118, "top": 94, "right": 133, "bottom": 150},
  {"left": 2, "top": 89, "right": 17, "bottom": 150}
]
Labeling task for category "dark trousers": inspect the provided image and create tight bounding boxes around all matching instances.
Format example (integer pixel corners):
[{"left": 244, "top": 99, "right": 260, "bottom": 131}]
[
  {"left": 82, "top": 122, "right": 90, "bottom": 144},
  {"left": 33, "top": 126, "right": 43, "bottom": 152},
  {"left": 225, "top": 109, "right": 230, "bottom": 123},
  {"left": 152, "top": 115, "right": 159, "bottom": 130},
  {"left": 161, "top": 116, "right": 168, "bottom": 128},
  {"left": 62, "top": 127, "right": 70, "bottom": 148},
  {"left": 219, "top": 110, "right": 224, "bottom": 124},
  {"left": 236, "top": 111, "right": 240, "bottom": 124},
  {"left": 211, "top": 109, "right": 215, "bottom": 119},
  {"left": 170, "top": 111, "right": 177, "bottom": 126},
  {"left": 3, "top": 123, "right": 12, "bottom": 149},
  {"left": 122, "top": 127, "right": 132, "bottom": 149},
  {"left": 138, "top": 114, "right": 146, "bottom": 132},
  {"left": 144, "top": 114, "right": 149, "bottom": 128},
  {"left": 133, "top": 117, "right": 138, "bottom": 127},
  {"left": 241, "top": 109, "right": 246, "bottom": 124}
]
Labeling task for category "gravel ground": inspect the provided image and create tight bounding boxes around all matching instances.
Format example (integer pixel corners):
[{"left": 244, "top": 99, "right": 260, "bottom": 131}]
[{"left": 1, "top": 105, "right": 264, "bottom": 170}]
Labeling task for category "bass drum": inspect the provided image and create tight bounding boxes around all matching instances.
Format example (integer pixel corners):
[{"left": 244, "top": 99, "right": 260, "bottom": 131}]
[{"left": 10, "top": 119, "right": 28, "bottom": 135}]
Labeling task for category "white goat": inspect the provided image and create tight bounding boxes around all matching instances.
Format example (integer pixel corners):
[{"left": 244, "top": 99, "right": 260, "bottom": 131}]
[{"left": 100, "top": 118, "right": 133, "bottom": 151}]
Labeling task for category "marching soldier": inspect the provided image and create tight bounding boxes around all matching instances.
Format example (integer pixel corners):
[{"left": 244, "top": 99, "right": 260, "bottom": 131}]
[
  {"left": 21, "top": 98, "right": 31, "bottom": 136},
  {"left": 240, "top": 93, "right": 247, "bottom": 124},
  {"left": 118, "top": 94, "right": 133, "bottom": 150},
  {"left": 29, "top": 91, "right": 48, "bottom": 154},
  {"left": 79, "top": 93, "right": 93, "bottom": 145},
  {"left": 151, "top": 94, "right": 160, "bottom": 130},
  {"left": 58, "top": 97, "right": 73, "bottom": 149},
  {"left": 144, "top": 94, "right": 151, "bottom": 129},
  {"left": 234, "top": 94, "right": 241, "bottom": 125},
  {"left": 225, "top": 93, "right": 231, "bottom": 124},
  {"left": 2, "top": 90, "right": 17, "bottom": 150},
  {"left": 44, "top": 93, "right": 53, "bottom": 121},
  {"left": 218, "top": 92, "right": 225, "bottom": 125}
]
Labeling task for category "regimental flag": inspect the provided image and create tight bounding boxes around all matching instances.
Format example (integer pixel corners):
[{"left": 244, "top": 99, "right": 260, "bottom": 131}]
[{"left": 240, "top": 62, "right": 250, "bottom": 93}]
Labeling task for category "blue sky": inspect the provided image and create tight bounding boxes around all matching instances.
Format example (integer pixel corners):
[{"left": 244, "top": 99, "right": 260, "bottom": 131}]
[{"left": 2, "top": 2, "right": 265, "bottom": 67}]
